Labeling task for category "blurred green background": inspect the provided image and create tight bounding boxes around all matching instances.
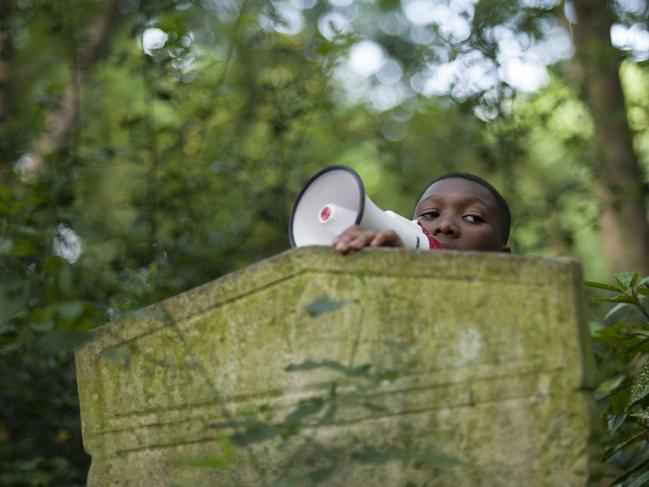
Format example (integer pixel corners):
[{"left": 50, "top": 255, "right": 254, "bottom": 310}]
[{"left": 1, "top": 0, "right": 649, "bottom": 484}]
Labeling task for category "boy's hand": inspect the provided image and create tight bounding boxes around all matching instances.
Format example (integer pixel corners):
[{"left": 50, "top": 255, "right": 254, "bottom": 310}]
[{"left": 332, "top": 225, "right": 405, "bottom": 255}]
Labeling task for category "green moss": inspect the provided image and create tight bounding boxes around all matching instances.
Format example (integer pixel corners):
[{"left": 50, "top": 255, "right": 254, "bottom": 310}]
[{"left": 76, "top": 248, "right": 597, "bottom": 486}]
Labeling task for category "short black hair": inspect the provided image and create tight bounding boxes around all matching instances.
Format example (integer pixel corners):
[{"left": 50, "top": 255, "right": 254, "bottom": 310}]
[{"left": 413, "top": 172, "right": 511, "bottom": 244}]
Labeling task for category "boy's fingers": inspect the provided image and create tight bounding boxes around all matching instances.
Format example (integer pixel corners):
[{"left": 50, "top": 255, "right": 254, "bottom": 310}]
[
  {"left": 370, "top": 230, "right": 404, "bottom": 248},
  {"left": 334, "top": 227, "right": 361, "bottom": 254},
  {"left": 349, "top": 231, "right": 377, "bottom": 249},
  {"left": 333, "top": 225, "right": 360, "bottom": 245},
  {"left": 334, "top": 238, "right": 350, "bottom": 253},
  {"left": 333, "top": 229, "right": 352, "bottom": 253},
  {"left": 333, "top": 227, "right": 378, "bottom": 254},
  {"left": 333, "top": 227, "right": 404, "bottom": 254},
  {"left": 369, "top": 233, "right": 385, "bottom": 247}
]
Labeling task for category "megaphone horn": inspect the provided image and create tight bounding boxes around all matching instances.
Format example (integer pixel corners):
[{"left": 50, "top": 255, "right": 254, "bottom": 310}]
[{"left": 289, "top": 165, "right": 443, "bottom": 250}]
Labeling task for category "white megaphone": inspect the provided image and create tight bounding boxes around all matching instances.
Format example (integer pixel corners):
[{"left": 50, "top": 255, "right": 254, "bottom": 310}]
[{"left": 289, "top": 165, "right": 443, "bottom": 250}]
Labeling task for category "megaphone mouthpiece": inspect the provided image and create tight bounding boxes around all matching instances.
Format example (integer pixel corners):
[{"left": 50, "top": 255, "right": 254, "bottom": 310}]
[{"left": 317, "top": 203, "right": 357, "bottom": 236}]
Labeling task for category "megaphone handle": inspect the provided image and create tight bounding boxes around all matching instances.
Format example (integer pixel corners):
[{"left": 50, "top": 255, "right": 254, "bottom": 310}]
[{"left": 381, "top": 211, "right": 428, "bottom": 249}]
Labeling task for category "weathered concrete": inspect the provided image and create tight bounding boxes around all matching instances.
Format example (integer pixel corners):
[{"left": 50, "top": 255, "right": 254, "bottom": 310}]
[{"left": 76, "top": 248, "right": 598, "bottom": 486}]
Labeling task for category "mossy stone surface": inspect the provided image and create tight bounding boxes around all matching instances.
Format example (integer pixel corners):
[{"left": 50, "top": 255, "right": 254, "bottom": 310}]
[{"left": 76, "top": 247, "right": 598, "bottom": 486}]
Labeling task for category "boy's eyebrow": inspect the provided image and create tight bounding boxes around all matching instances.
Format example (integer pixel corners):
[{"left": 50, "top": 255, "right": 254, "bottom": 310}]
[{"left": 416, "top": 194, "right": 495, "bottom": 211}]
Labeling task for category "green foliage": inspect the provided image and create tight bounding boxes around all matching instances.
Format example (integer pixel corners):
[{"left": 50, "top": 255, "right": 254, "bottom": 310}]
[
  {"left": 2, "top": 0, "right": 649, "bottom": 483},
  {"left": 0, "top": 170, "right": 94, "bottom": 485},
  {"left": 587, "top": 273, "right": 649, "bottom": 485}
]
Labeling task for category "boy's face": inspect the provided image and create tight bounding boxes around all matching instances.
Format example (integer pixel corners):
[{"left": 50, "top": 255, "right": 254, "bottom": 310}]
[{"left": 413, "top": 178, "right": 510, "bottom": 252}]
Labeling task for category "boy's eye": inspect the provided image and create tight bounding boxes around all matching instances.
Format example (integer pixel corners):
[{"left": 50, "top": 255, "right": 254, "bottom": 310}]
[
  {"left": 419, "top": 210, "right": 439, "bottom": 219},
  {"left": 464, "top": 214, "right": 485, "bottom": 224}
]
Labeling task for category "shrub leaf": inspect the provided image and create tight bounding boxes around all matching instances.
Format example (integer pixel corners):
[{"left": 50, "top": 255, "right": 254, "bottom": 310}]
[
  {"left": 616, "top": 272, "right": 639, "bottom": 289},
  {"left": 584, "top": 280, "right": 621, "bottom": 292},
  {"left": 630, "top": 362, "right": 649, "bottom": 405}
]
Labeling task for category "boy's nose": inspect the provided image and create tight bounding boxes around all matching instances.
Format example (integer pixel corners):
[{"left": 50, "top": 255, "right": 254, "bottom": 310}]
[{"left": 434, "top": 217, "right": 458, "bottom": 237}]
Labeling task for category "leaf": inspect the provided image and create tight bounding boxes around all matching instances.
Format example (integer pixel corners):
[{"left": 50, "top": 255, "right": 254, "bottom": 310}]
[
  {"left": 626, "top": 470, "right": 649, "bottom": 487},
  {"left": 629, "top": 328, "right": 649, "bottom": 339},
  {"left": 11, "top": 238, "right": 37, "bottom": 256},
  {"left": 630, "top": 362, "right": 649, "bottom": 405},
  {"left": 595, "top": 375, "right": 627, "bottom": 400},
  {"left": 590, "top": 322, "right": 624, "bottom": 347},
  {"left": 588, "top": 320, "right": 605, "bottom": 337},
  {"left": 616, "top": 272, "right": 639, "bottom": 290},
  {"left": 37, "top": 330, "right": 92, "bottom": 352},
  {"left": 317, "top": 42, "right": 335, "bottom": 56},
  {"left": 57, "top": 264, "right": 73, "bottom": 293},
  {"left": 629, "top": 409, "right": 649, "bottom": 427},
  {"left": 605, "top": 303, "right": 634, "bottom": 322},
  {"left": 606, "top": 431, "right": 647, "bottom": 461},
  {"left": 612, "top": 456, "right": 649, "bottom": 486},
  {"left": 0, "top": 239, "right": 14, "bottom": 255},
  {"left": 638, "top": 288, "right": 649, "bottom": 298},
  {"left": 584, "top": 280, "right": 622, "bottom": 292},
  {"left": 305, "top": 297, "right": 356, "bottom": 317},
  {"left": 30, "top": 320, "right": 55, "bottom": 332},
  {"left": 56, "top": 301, "right": 84, "bottom": 320},
  {"left": 0, "top": 292, "right": 24, "bottom": 324},
  {"left": 0, "top": 269, "right": 23, "bottom": 288},
  {"left": 592, "top": 294, "right": 635, "bottom": 304},
  {"left": 0, "top": 322, "right": 16, "bottom": 335},
  {"left": 607, "top": 413, "right": 629, "bottom": 434}
]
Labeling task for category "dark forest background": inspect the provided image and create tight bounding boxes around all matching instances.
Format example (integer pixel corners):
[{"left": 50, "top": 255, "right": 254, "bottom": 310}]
[{"left": 1, "top": 0, "right": 649, "bottom": 484}]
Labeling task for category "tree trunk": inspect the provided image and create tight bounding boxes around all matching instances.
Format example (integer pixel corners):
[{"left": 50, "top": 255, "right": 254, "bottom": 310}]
[
  {"left": 27, "top": 0, "right": 121, "bottom": 174},
  {"left": 571, "top": 0, "right": 649, "bottom": 275}
]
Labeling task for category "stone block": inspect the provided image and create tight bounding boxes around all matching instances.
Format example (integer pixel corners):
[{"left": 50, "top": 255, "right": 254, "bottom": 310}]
[{"left": 75, "top": 248, "right": 597, "bottom": 486}]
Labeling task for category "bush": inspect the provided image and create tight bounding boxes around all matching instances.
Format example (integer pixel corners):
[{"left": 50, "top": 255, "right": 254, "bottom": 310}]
[{"left": 587, "top": 272, "right": 649, "bottom": 486}]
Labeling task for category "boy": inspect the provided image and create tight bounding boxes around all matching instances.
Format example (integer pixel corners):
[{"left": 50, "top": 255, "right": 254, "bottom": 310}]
[{"left": 332, "top": 173, "right": 511, "bottom": 254}]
